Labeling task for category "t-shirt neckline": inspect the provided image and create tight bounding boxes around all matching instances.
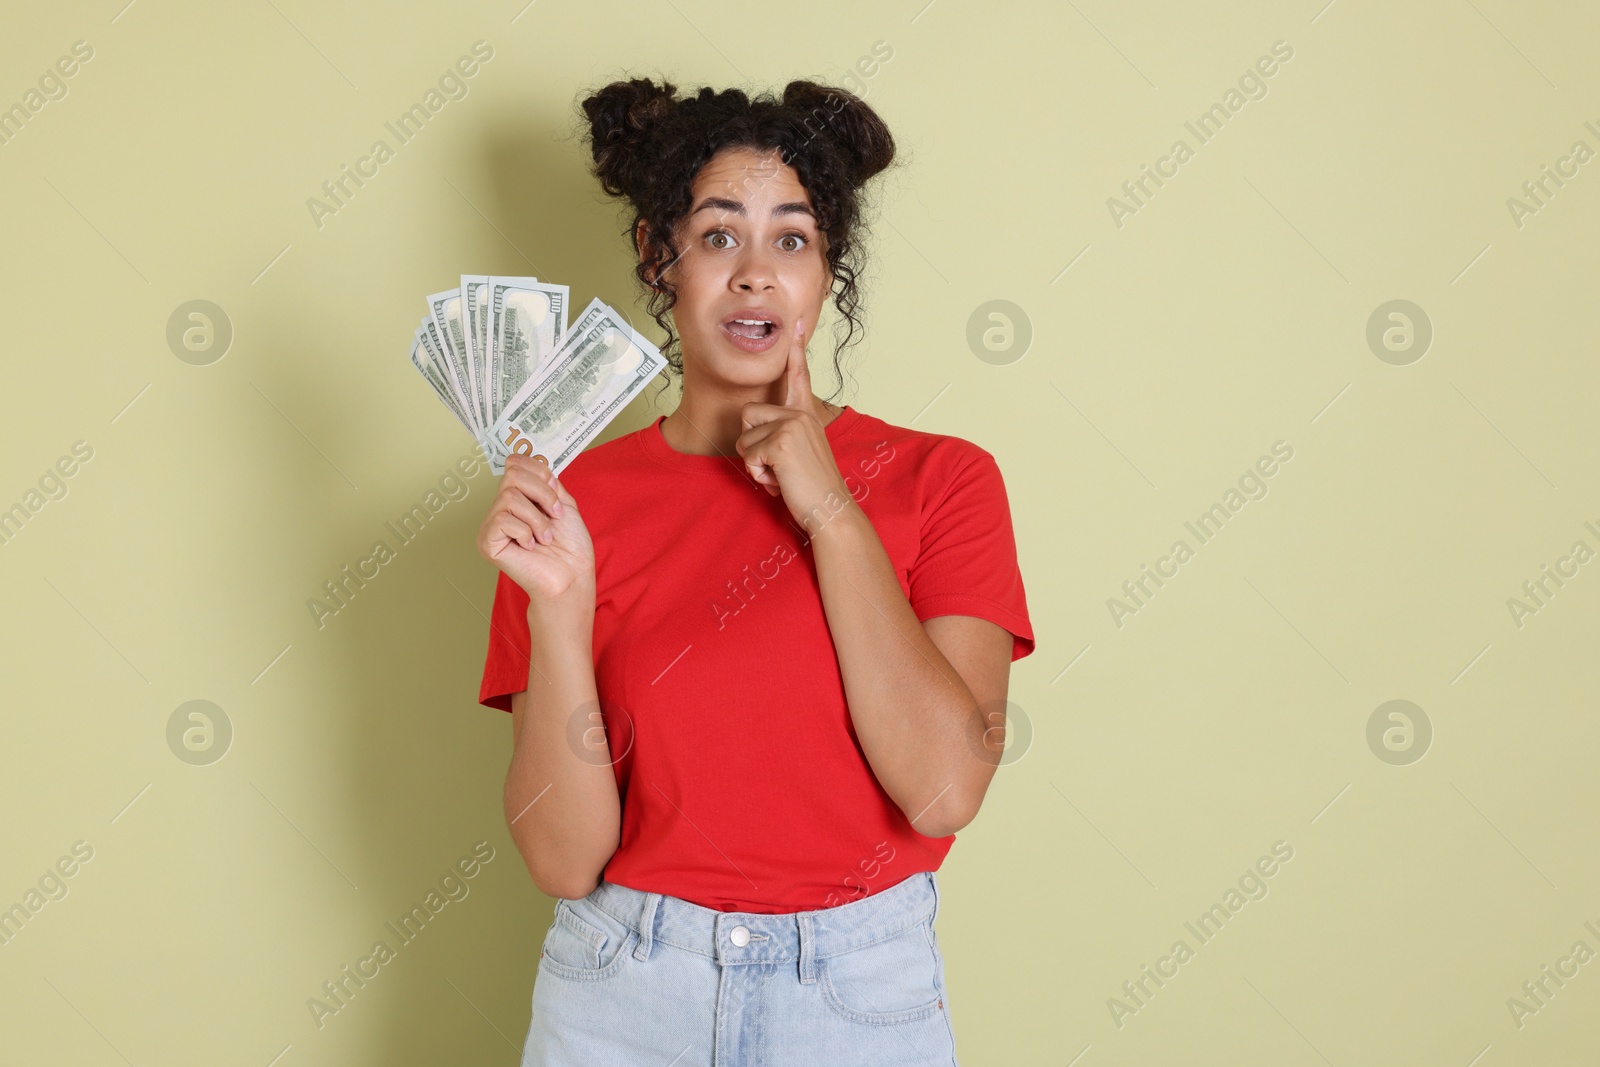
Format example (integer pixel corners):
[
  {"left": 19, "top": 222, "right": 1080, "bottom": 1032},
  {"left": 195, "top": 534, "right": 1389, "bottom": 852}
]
[{"left": 638, "top": 405, "right": 863, "bottom": 475}]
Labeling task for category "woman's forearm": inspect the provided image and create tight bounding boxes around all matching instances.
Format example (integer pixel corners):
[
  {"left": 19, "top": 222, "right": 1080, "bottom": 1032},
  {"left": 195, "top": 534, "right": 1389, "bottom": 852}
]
[
  {"left": 503, "top": 607, "right": 620, "bottom": 899},
  {"left": 809, "top": 504, "right": 989, "bottom": 838}
]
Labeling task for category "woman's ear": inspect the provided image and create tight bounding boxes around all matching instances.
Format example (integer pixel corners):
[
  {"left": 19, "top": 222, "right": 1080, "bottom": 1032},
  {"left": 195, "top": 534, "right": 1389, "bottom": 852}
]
[{"left": 636, "top": 219, "right": 665, "bottom": 291}]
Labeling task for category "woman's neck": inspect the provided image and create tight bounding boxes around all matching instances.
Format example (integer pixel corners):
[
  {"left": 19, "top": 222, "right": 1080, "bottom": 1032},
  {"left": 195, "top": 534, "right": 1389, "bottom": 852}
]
[{"left": 659, "top": 368, "right": 840, "bottom": 457}]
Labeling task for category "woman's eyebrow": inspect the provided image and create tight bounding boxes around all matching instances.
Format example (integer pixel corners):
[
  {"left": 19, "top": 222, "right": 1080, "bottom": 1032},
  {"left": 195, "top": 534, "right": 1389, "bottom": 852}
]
[{"left": 689, "top": 196, "right": 816, "bottom": 219}]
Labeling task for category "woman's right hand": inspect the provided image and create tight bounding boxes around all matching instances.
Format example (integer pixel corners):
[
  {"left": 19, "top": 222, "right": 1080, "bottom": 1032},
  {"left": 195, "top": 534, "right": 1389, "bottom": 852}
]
[{"left": 477, "top": 453, "right": 595, "bottom": 612}]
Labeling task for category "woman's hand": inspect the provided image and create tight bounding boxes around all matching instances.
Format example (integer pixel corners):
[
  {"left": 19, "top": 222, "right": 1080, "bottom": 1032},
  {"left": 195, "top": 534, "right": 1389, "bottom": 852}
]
[
  {"left": 477, "top": 454, "right": 595, "bottom": 615},
  {"left": 735, "top": 317, "right": 854, "bottom": 529}
]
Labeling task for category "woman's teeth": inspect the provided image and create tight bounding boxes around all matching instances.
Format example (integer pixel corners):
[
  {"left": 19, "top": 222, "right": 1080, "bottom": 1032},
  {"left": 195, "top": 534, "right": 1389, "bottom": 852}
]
[{"left": 725, "top": 320, "right": 772, "bottom": 338}]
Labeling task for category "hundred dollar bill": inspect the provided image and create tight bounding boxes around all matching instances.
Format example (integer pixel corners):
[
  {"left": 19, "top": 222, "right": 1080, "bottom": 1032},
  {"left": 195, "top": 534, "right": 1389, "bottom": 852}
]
[
  {"left": 491, "top": 296, "right": 638, "bottom": 433},
  {"left": 483, "top": 275, "right": 540, "bottom": 415},
  {"left": 409, "top": 332, "right": 479, "bottom": 442},
  {"left": 426, "top": 288, "right": 476, "bottom": 428},
  {"left": 460, "top": 275, "right": 491, "bottom": 427},
  {"left": 488, "top": 276, "right": 569, "bottom": 427},
  {"left": 486, "top": 298, "right": 665, "bottom": 474},
  {"left": 419, "top": 314, "right": 479, "bottom": 434}
]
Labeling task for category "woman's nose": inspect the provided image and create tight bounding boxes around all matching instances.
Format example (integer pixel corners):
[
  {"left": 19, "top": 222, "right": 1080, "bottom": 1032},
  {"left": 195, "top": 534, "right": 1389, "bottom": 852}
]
[{"left": 730, "top": 246, "right": 777, "bottom": 291}]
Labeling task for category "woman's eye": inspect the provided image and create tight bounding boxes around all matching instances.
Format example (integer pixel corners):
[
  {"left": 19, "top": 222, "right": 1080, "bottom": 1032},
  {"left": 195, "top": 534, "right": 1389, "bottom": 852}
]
[{"left": 705, "top": 230, "right": 807, "bottom": 252}]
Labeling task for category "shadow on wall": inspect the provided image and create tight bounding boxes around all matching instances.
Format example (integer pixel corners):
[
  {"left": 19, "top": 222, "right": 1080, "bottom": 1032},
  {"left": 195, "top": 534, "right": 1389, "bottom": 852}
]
[{"left": 284, "top": 101, "right": 672, "bottom": 1065}]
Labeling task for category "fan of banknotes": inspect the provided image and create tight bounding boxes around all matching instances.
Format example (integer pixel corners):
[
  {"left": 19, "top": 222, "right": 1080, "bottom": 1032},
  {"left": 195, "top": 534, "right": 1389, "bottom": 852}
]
[{"left": 407, "top": 276, "right": 667, "bottom": 474}]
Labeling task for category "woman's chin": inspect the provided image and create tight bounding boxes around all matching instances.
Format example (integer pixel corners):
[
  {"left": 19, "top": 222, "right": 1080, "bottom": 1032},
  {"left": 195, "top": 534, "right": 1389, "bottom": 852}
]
[{"left": 689, "top": 347, "right": 784, "bottom": 389}]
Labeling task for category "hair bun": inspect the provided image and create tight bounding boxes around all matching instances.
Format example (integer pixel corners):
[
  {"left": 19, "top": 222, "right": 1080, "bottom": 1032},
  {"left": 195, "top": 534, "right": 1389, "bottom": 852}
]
[
  {"left": 780, "top": 80, "right": 895, "bottom": 187},
  {"left": 581, "top": 77, "right": 679, "bottom": 199}
]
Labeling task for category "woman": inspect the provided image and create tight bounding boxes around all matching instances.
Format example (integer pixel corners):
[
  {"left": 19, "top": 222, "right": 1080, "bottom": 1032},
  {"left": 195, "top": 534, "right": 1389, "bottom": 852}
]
[{"left": 476, "top": 77, "right": 1034, "bottom": 1066}]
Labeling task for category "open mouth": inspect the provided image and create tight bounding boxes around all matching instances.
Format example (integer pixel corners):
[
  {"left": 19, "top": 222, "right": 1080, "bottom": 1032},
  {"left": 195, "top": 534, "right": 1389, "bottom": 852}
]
[
  {"left": 722, "top": 318, "right": 776, "bottom": 339},
  {"left": 718, "top": 310, "right": 784, "bottom": 352}
]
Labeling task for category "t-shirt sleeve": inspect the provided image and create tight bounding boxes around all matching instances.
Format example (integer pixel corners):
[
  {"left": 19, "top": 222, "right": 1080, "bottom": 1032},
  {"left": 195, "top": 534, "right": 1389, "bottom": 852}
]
[
  {"left": 478, "top": 571, "right": 533, "bottom": 712},
  {"left": 907, "top": 446, "right": 1036, "bottom": 661}
]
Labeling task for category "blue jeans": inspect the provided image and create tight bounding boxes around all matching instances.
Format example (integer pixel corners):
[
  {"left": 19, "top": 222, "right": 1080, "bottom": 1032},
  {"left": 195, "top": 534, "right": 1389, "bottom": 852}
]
[{"left": 521, "top": 870, "right": 960, "bottom": 1066}]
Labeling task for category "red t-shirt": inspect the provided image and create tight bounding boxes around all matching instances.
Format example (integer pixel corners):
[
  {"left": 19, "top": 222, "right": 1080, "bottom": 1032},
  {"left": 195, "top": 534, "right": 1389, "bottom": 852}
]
[{"left": 478, "top": 406, "right": 1034, "bottom": 912}]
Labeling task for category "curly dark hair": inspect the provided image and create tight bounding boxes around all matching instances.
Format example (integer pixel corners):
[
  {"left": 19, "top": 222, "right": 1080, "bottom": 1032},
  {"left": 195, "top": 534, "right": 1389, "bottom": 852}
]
[{"left": 576, "top": 77, "right": 897, "bottom": 400}]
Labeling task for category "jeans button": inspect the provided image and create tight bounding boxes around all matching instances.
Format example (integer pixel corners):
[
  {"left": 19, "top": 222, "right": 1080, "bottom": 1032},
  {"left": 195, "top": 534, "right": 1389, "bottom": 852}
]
[{"left": 729, "top": 925, "right": 750, "bottom": 947}]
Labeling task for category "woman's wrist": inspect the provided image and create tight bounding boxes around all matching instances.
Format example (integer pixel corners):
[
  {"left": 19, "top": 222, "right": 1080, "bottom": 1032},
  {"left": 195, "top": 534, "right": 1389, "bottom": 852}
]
[{"left": 526, "top": 589, "right": 595, "bottom": 646}]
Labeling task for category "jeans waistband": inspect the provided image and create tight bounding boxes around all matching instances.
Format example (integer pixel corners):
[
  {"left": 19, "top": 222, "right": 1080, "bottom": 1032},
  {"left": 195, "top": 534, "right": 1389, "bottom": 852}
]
[{"left": 584, "top": 870, "right": 940, "bottom": 982}]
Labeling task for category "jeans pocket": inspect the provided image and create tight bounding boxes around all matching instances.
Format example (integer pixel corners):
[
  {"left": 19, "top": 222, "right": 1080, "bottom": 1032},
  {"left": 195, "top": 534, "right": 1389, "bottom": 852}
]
[
  {"left": 820, "top": 919, "right": 944, "bottom": 1025},
  {"left": 539, "top": 898, "right": 635, "bottom": 982}
]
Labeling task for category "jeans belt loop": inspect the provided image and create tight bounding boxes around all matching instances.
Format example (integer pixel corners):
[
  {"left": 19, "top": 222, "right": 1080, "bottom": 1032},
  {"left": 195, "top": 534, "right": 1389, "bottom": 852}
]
[
  {"left": 632, "top": 892, "right": 660, "bottom": 961},
  {"left": 797, "top": 911, "right": 817, "bottom": 984}
]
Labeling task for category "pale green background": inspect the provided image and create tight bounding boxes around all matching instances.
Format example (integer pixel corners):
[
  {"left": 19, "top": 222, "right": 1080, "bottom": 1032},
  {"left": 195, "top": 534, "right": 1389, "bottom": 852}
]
[{"left": 2, "top": 0, "right": 1597, "bottom": 1063}]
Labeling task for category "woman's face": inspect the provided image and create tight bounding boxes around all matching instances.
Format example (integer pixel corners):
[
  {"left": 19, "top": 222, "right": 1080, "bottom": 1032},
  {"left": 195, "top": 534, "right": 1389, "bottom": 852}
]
[{"left": 651, "top": 146, "right": 832, "bottom": 392}]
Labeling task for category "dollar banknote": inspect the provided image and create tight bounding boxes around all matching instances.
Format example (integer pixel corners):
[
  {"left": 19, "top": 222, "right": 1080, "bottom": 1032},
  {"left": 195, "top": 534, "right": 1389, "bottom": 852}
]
[
  {"left": 419, "top": 314, "right": 477, "bottom": 434},
  {"left": 406, "top": 278, "right": 664, "bottom": 475},
  {"left": 460, "top": 274, "right": 491, "bottom": 426},
  {"left": 427, "top": 288, "right": 476, "bottom": 427},
  {"left": 487, "top": 276, "right": 569, "bottom": 426},
  {"left": 409, "top": 332, "right": 477, "bottom": 441},
  {"left": 486, "top": 298, "right": 667, "bottom": 474}
]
